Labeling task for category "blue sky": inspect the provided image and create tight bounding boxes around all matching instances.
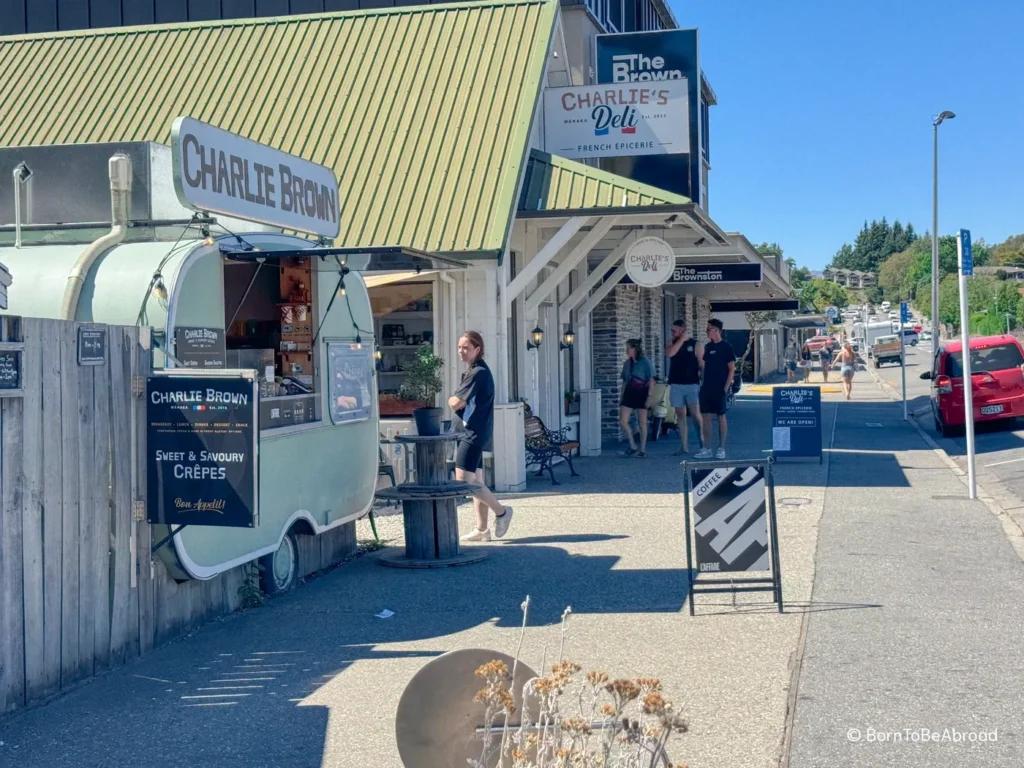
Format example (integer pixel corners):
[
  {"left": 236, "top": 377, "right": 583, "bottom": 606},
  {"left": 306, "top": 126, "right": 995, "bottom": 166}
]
[{"left": 674, "top": 0, "right": 1024, "bottom": 269}]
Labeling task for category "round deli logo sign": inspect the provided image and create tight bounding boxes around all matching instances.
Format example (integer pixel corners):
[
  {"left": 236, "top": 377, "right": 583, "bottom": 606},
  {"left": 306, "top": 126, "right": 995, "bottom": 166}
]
[{"left": 625, "top": 237, "right": 675, "bottom": 287}]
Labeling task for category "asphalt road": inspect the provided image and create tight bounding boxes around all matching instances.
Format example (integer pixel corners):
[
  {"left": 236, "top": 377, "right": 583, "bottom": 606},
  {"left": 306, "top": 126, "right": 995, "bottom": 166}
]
[{"left": 863, "top": 333, "right": 1024, "bottom": 520}]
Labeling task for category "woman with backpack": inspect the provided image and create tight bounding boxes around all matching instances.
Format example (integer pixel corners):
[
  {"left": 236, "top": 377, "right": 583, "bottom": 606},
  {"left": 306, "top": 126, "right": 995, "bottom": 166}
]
[{"left": 619, "top": 338, "right": 654, "bottom": 458}]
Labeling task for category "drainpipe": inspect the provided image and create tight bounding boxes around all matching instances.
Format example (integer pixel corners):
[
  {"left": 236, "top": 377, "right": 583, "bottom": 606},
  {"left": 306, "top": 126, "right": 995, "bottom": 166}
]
[
  {"left": 59, "top": 153, "right": 132, "bottom": 320},
  {"left": 440, "top": 271, "right": 458, "bottom": 403}
]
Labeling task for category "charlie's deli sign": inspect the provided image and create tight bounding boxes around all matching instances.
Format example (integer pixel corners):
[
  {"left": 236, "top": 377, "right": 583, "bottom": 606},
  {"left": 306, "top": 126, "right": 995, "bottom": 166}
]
[{"left": 543, "top": 81, "right": 689, "bottom": 160}]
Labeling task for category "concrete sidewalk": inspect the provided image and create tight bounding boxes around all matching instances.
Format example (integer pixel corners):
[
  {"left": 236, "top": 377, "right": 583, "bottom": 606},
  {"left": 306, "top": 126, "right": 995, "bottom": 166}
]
[
  {"left": 788, "top": 385, "right": 1024, "bottom": 765},
  {"left": 0, "top": 392, "right": 833, "bottom": 768},
  {"left": 6, "top": 375, "right": 1015, "bottom": 767}
]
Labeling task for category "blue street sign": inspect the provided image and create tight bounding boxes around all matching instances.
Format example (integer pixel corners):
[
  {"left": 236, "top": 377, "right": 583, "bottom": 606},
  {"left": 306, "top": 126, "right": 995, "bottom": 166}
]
[
  {"left": 960, "top": 229, "right": 973, "bottom": 276},
  {"left": 900, "top": 301, "right": 909, "bottom": 324}
]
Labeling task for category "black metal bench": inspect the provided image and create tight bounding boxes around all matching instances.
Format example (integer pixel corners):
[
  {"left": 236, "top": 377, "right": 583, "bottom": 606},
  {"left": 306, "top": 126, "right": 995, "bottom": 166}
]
[{"left": 525, "top": 416, "right": 580, "bottom": 485}]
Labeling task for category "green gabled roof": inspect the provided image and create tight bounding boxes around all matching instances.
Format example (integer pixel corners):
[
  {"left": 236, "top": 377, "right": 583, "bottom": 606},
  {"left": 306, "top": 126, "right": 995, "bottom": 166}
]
[
  {"left": 518, "top": 149, "right": 690, "bottom": 215},
  {"left": 0, "top": 0, "right": 558, "bottom": 258}
]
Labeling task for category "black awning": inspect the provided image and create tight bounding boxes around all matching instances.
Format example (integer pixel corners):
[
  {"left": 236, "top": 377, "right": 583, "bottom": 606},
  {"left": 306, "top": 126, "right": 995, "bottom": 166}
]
[
  {"left": 779, "top": 315, "right": 828, "bottom": 329},
  {"left": 220, "top": 244, "right": 466, "bottom": 271},
  {"left": 711, "top": 299, "right": 800, "bottom": 312}
]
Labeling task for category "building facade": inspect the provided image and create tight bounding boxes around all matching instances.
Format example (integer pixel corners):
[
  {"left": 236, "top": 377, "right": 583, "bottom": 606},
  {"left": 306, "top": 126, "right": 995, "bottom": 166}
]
[{"left": 1, "top": 0, "right": 793, "bottom": 480}]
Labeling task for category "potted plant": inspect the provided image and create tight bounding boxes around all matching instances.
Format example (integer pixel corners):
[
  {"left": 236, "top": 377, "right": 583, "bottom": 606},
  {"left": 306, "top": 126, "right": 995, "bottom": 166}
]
[{"left": 400, "top": 345, "right": 445, "bottom": 435}]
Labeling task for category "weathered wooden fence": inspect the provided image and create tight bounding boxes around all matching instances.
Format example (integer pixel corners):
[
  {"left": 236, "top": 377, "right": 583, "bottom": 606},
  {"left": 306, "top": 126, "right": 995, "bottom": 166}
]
[{"left": 0, "top": 318, "right": 251, "bottom": 714}]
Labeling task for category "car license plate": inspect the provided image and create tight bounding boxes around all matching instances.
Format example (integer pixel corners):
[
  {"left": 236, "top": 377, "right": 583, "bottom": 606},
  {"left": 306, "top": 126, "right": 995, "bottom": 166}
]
[{"left": 980, "top": 405, "right": 1004, "bottom": 415}]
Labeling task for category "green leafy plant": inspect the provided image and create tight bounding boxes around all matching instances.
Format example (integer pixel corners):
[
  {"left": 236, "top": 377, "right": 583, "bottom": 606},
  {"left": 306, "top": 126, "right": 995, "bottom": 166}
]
[
  {"left": 238, "top": 563, "right": 266, "bottom": 609},
  {"left": 399, "top": 345, "right": 444, "bottom": 404}
]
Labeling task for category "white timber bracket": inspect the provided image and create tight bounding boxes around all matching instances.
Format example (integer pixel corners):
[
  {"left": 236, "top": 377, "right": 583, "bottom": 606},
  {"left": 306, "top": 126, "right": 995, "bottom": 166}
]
[
  {"left": 504, "top": 216, "right": 588, "bottom": 313},
  {"left": 524, "top": 216, "right": 619, "bottom": 315},
  {"left": 559, "top": 234, "right": 634, "bottom": 316},
  {"left": 577, "top": 264, "right": 627, "bottom": 321}
]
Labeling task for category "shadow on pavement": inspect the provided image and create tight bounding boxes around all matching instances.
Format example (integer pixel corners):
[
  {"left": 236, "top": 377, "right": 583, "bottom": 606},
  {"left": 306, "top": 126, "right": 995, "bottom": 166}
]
[
  {"left": 692, "top": 600, "right": 884, "bottom": 617},
  {"left": 509, "top": 533, "right": 630, "bottom": 545}
]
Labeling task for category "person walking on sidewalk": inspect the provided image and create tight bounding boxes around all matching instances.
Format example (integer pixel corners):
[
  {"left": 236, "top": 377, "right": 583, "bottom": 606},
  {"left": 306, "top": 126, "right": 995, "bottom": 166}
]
[
  {"left": 799, "top": 341, "right": 813, "bottom": 381},
  {"left": 819, "top": 342, "right": 834, "bottom": 383},
  {"left": 665, "top": 319, "right": 705, "bottom": 455},
  {"left": 618, "top": 338, "right": 654, "bottom": 458},
  {"left": 838, "top": 341, "right": 857, "bottom": 400},
  {"left": 449, "top": 331, "right": 513, "bottom": 543},
  {"left": 695, "top": 319, "right": 736, "bottom": 460},
  {"left": 784, "top": 340, "right": 799, "bottom": 383}
]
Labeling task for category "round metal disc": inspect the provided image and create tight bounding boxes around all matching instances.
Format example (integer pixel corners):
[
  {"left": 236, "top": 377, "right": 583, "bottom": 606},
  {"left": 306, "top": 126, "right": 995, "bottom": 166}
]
[{"left": 395, "top": 648, "right": 539, "bottom": 768}]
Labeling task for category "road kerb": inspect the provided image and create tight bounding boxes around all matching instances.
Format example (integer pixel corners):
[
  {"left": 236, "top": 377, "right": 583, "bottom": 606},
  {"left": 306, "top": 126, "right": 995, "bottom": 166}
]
[
  {"left": 866, "top": 363, "right": 1024, "bottom": 563},
  {"left": 777, "top": 399, "right": 840, "bottom": 768}
]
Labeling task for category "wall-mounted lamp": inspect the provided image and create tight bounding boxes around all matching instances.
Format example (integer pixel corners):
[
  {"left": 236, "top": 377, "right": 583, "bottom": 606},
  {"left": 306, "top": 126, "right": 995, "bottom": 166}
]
[
  {"left": 350, "top": 333, "right": 363, "bottom": 351},
  {"left": 201, "top": 226, "right": 215, "bottom": 246},
  {"left": 559, "top": 330, "right": 575, "bottom": 351},
  {"left": 526, "top": 326, "right": 544, "bottom": 351},
  {"left": 374, "top": 347, "right": 383, "bottom": 362}
]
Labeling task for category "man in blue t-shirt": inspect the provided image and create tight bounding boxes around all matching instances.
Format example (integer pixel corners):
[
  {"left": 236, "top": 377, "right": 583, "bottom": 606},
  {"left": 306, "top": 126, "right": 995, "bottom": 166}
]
[{"left": 694, "top": 318, "right": 736, "bottom": 460}]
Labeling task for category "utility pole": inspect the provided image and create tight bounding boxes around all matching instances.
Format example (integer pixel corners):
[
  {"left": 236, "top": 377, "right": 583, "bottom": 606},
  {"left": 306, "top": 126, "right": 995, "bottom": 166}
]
[{"left": 932, "top": 111, "right": 956, "bottom": 345}]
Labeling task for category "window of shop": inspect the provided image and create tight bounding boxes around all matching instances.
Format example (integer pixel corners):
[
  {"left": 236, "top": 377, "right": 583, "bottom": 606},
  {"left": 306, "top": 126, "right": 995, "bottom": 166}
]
[
  {"left": 223, "top": 255, "right": 320, "bottom": 431},
  {"left": 370, "top": 279, "right": 436, "bottom": 417}
]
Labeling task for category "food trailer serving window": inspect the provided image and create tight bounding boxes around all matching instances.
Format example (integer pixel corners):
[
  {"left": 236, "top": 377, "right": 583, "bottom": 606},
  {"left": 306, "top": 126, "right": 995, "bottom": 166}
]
[
  {"left": 328, "top": 342, "right": 374, "bottom": 425},
  {"left": 222, "top": 252, "right": 321, "bottom": 431}
]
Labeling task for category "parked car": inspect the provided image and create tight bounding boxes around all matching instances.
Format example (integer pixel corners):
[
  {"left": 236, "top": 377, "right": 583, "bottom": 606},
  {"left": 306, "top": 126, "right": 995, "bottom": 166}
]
[
  {"left": 919, "top": 334, "right": 1024, "bottom": 437},
  {"left": 897, "top": 328, "right": 919, "bottom": 346},
  {"left": 871, "top": 335, "right": 903, "bottom": 367},
  {"left": 805, "top": 335, "right": 833, "bottom": 354},
  {"left": 919, "top": 330, "right": 932, "bottom": 341}
]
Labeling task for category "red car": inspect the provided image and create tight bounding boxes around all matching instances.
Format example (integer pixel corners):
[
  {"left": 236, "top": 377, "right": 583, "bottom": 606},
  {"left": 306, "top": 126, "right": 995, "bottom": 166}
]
[
  {"left": 921, "top": 334, "right": 1024, "bottom": 437},
  {"left": 804, "top": 335, "right": 833, "bottom": 354}
]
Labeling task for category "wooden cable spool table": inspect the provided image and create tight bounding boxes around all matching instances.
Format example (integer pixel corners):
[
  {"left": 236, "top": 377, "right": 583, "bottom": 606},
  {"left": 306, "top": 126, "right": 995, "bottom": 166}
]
[{"left": 376, "top": 431, "right": 488, "bottom": 568}]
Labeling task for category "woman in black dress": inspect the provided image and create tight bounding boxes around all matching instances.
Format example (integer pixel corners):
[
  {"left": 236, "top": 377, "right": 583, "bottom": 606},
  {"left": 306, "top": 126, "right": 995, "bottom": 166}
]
[{"left": 448, "top": 331, "right": 513, "bottom": 542}]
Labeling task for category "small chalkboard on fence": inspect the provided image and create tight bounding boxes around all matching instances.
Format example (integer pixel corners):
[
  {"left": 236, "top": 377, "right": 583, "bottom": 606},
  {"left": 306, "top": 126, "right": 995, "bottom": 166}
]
[
  {"left": 77, "top": 327, "right": 107, "bottom": 366},
  {"left": 0, "top": 349, "right": 21, "bottom": 391}
]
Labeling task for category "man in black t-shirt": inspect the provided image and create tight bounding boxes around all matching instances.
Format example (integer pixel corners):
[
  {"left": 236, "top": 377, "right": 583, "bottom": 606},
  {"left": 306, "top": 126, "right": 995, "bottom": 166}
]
[
  {"left": 695, "top": 318, "right": 736, "bottom": 460},
  {"left": 665, "top": 319, "right": 705, "bottom": 455}
]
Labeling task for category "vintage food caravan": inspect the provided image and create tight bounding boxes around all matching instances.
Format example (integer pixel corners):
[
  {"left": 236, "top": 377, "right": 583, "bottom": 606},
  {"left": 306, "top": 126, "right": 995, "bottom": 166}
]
[{"left": 0, "top": 139, "right": 452, "bottom": 592}]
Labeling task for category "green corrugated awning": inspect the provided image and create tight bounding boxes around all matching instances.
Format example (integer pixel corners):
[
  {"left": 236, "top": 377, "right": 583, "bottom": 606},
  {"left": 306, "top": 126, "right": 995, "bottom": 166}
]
[
  {"left": 517, "top": 149, "right": 690, "bottom": 215},
  {"left": 0, "top": 0, "right": 557, "bottom": 259}
]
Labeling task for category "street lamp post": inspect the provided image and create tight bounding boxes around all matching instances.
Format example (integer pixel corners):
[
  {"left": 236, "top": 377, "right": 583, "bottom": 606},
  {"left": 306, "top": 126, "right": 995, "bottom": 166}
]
[{"left": 931, "top": 110, "right": 956, "bottom": 344}]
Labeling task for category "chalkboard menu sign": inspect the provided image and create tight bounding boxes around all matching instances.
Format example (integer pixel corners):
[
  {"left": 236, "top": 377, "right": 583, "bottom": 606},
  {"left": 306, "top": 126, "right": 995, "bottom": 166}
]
[
  {"left": 0, "top": 349, "right": 21, "bottom": 390},
  {"left": 147, "top": 375, "right": 258, "bottom": 528},
  {"left": 77, "top": 327, "right": 107, "bottom": 366},
  {"left": 174, "top": 327, "right": 226, "bottom": 369},
  {"left": 771, "top": 387, "right": 822, "bottom": 462}
]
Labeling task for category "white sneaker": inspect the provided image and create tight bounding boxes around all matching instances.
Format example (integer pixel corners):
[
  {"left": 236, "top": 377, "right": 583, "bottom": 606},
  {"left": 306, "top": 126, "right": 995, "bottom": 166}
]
[
  {"left": 494, "top": 506, "right": 513, "bottom": 539},
  {"left": 694, "top": 448, "right": 712, "bottom": 459},
  {"left": 460, "top": 528, "right": 491, "bottom": 542},
  {"left": 715, "top": 448, "right": 726, "bottom": 459}
]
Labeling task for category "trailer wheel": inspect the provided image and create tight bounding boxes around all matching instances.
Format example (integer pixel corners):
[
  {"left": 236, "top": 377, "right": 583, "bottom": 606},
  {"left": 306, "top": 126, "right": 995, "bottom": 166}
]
[{"left": 259, "top": 531, "right": 299, "bottom": 595}]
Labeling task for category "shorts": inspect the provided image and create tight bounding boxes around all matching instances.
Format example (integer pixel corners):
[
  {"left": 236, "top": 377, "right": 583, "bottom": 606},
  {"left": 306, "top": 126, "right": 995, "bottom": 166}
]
[
  {"left": 699, "top": 386, "right": 728, "bottom": 416},
  {"left": 455, "top": 440, "right": 484, "bottom": 473},
  {"left": 785, "top": 361, "right": 797, "bottom": 372},
  {"left": 620, "top": 386, "right": 648, "bottom": 410},
  {"left": 841, "top": 365, "right": 855, "bottom": 380},
  {"left": 669, "top": 383, "right": 700, "bottom": 408}
]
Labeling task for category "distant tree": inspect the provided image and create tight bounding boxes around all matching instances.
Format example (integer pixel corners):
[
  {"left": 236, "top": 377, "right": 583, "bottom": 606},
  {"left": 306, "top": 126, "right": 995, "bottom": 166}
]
[
  {"left": 802, "top": 279, "right": 850, "bottom": 312},
  {"left": 756, "top": 241, "right": 784, "bottom": 257},
  {"left": 784, "top": 256, "right": 812, "bottom": 287},
  {"left": 992, "top": 234, "right": 1024, "bottom": 266},
  {"left": 865, "top": 286, "right": 883, "bottom": 305},
  {"left": 830, "top": 218, "right": 918, "bottom": 273}
]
